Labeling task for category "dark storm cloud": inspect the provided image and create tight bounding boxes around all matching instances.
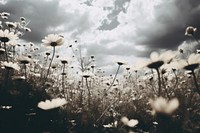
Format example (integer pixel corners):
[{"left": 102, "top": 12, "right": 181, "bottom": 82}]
[
  {"left": 134, "top": 0, "right": 200, "bottom": 53},
  {"left": 0, "top": 0, "right": 67, "bottom": 43}
]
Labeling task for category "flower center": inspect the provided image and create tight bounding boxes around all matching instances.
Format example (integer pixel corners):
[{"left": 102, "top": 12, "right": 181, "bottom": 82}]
[
  {"left": 147, "top": 61, "right": 164, "bottom": 69},
  {"left": 50, "top": 42, "right": 57, "bottom": 47},
  {"left": 83, "top": 75, "right": 90, "bottom": 78},
  {"left": 20, "top": 60, "right": 30, "bottom": 64},
  {"left": 184, "top": 63, "right": 199, "bottom": 71},
  {"left": 0, "top": 37, "right": 9, "bottom": 43},
  {"left": 61, "top": 60, "right": 68, "bottom": 64},
  {"left": 117, "top": 62, "right": 124, "bottom": 65}
]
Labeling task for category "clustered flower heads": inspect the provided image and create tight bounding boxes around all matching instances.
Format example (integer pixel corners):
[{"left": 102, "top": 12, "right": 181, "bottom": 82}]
[
  {"left": 149, "top": 97, "right": 179, "bottom": 115},
  {"left": 42, "top": 34, "right": 65, "bottom": 47},
  {"left": 37, "top": 98, "right": 67, "bottom": 110}
]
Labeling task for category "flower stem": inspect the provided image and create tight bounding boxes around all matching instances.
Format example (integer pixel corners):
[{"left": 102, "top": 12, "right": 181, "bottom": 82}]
[
  {"left": 4, "top": 42, "right": 8, "bottom": 62},
  {"left": 191, "top": 70, "right": 200, "bottom": 94},
  {"left": 24, "top": 64, "right": 27, "bottom": 80},
  {"left": 13, "top": 47, "right": 15, "bottom": 62},
  {"left": 61, "top": 64, "right": 68, "bottom": 100},
  {"left": 85, "top": 77, "right": 91, "bottom": 107},
  {"left": 45, "top": 46, "right": 55, "bottom": 81},
  {"left": 156, "top": 68, "right": 162, "bottom": 96},
  {"left": 107, "top": 64, "right": 121, "bottom": 91},
  {"left": 172, "top": 69, "right": 178, "bottom": 89}
]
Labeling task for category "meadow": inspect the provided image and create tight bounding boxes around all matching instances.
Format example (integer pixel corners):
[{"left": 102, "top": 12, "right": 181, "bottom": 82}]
[{"left": 0, "top": 12, "right": 199, "bottom": 133}]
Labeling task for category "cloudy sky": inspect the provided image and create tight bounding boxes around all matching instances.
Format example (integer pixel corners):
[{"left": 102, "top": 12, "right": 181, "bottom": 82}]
[{"left": 1, "top": 0, "right": 200, "bottom": 74}]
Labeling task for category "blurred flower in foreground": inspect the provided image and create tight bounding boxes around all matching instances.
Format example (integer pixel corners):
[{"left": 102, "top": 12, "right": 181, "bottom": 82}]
[
  {"left": 18, "top": 56, "right": 31, "bottom": 64},
  {"left": 145, "top": 50, "right": 176, "bottom": 69},
  {"left": 37, "top": 98, "right": 67, "bottom": 110},
  {"left": 185, "top": 26, "right": 197, "bottom": 36},
  {"left": 1, "top": 61, "right": 20, "bottom": 71},
  {"left": 0, "top": 105, "right": 12, "bottom": 109},
  {"left": 103, "top": 123, "right": 113, "bottom": 128},
  {"left": 177, "top": 53, "right": 200, "bottom": 71},
  {"left": 150, "top": 97, "right": 179, "bottom": 115},
  {"left": 12, "top": 76, "right": 26, "bottom": 81},
  {"left": 197, "top": 49, "right": 200, "bottom": 54},
  {"left": 42, "top": 34, "right": 64, "bottom": 47},
  {"left": 121, "top": 117, "right": 139, "bottom": 127},
  {"left": 178, "top": 53, "right": 200, "bottom": 94},
  {"left": 0, "top": 48, "right": 5, "bottom": 54}
]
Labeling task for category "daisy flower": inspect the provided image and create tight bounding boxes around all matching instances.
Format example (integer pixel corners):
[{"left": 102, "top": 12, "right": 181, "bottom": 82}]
[
  {"left": 1, "top": 61, "right": 20, "bottom": 71},
  {"left": 0, "top": 48, "right": 5, "bottom": 54},
  {"left": 37, "top": 98, "right": 67, "bottom": 110},
  {"left": 0, "top": 12, "right": 10, "bottom": 19},
  {"left": 24, "top": 27, "right": 31, "bottom": 32},
  {"left": 5, "top": 21, "right": 17, "bottom": 29},
  {"left": 178, "top": 53, "right": 200, "bottom": 71},
  {"left": 150, "top": 97, "right": 179, "bottom": 115},
  {"left": 146, "top": 50, "right": 176, "bottom": 69},
  {"left": 121, "top": 117, "right": 139, "bottom": 127},
  {"left": 18, "top": 56, "right": 31, "bottom": 64},
  {"left": 81, "top": 71, "right": 93, "bottom": 78},
  {"left": 178, "top": 53, "right": 200, "bottom": 93},
  {"left": 144, "top": 50, "right": 176, "bottom": 96},
  {"left": 42, "top": 34, "right": 65, "bottom": 47},
  {"left": 42, "top": 34, "right": 65, "bottom": 80},
  {"left": 20, "top": 17, "right": 26, "bottom": 21},
  {"left": 60, "top": 58, "right": 69, "bottom": 64},
  {"left": 0, "top": 29, "right": 18, "bottom": 43},
  {"left": 185, "top": 26, "right": 197, "bottom": 36}
]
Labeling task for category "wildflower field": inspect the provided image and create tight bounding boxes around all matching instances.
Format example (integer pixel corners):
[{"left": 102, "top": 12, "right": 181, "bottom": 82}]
[{"left": 0, "top": 11, "right": 200, "bottom": 133}]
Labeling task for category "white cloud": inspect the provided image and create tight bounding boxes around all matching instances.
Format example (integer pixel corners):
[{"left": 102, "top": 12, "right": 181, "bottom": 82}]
[
  {"left": 5, "top": 0, "right": 192, "bottom": 74},
  {"left": 91, "top": 0, "right": 115, "bottom": 8}
]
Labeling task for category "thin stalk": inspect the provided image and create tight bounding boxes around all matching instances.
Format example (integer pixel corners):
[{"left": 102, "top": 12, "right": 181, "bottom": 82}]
[
  {"left": 156, "top": 68, "right": 162, "bottom": 96},
  {"left": 135, "top": 71, "right": 138, "bottom": 88},
  {"left": 150, "top": 81, "right": 158, "bottom": 95},
  {"left": 85, "top": 77, "right": 91, "bottom": 107},
  {"left": 172, "top": 69, "right": 178, "bottom": 89},
  {"left": 24, "top": 64, "right": 27, "bottom": 81},
  {"left": 85, "top": 77, "right": 89, "bottom": 90},
  {"left": 12, "top": 46, "right": 15, "bottom": 62},
  {"left": 95, "top": 99, "right": 118, "bottom": 124},
  {"left": 4, "top": 42, "right": 8, "bottom": 62},
  {"left": 191, "top": 70, "right": 200, "bottom": 94},
  {"left": 161, "top": 72, "right": 170, "bottom": 98},
  {"left": 45, "top": 46, "right": 55, "bottom": 81},
  {"left": 107, "top": 64, "right": 121, "bottom": 91},
  {"left": 62, "top": 63, "right": 68, "bottom": 100}
]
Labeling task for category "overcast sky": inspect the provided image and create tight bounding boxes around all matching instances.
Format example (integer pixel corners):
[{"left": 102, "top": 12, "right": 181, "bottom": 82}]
[{"left": 1, "top": 0, "right": 200, "bottom": 74}]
